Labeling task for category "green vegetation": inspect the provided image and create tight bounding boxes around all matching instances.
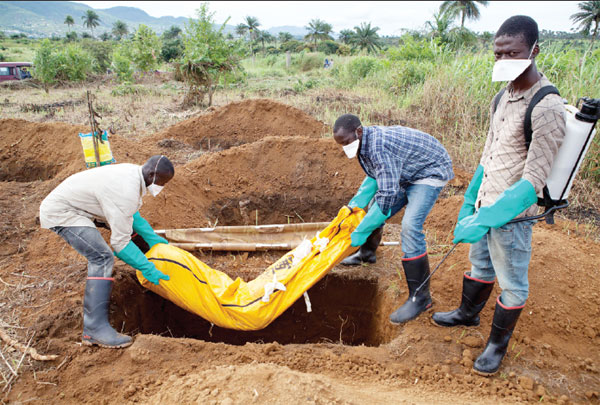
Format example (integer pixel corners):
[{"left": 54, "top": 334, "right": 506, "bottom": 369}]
[
  {"left": 129, "top": 24, "right": 161, "bottom": 73},
  {"left": 180, "top": 3, "right": 244, "bottom": 105},
  {"left": 32, "top": 39, "right": 93, "bottom": 92}
]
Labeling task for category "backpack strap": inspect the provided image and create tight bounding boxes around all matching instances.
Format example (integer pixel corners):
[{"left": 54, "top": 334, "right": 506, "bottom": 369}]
[
  {"left": 492, "top": 88, "right": 506, "bottom": 115},
  {"left": 524, "top": 85, "right": 560, "bottom": 149}
]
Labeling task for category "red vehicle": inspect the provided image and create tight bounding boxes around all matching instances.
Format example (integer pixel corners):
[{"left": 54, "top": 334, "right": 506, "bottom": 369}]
[{"left": 0, "top": 62, "right": 33, "bottom": 82}]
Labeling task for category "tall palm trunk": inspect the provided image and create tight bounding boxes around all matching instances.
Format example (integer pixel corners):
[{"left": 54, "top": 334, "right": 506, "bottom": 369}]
[{"left": 589, "top": 22, "right": 599, "bottom": 53}]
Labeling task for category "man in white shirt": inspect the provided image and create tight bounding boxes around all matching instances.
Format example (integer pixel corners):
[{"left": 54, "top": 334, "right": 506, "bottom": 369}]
[{"left": 40, "top": 155, "right": 174, "bottom": 348}]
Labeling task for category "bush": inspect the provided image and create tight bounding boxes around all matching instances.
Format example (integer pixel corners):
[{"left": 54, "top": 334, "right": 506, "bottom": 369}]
[
  {"left": 180, "top": 3, "right": 244, "bottom": 105},
  {"left": 33, "top": 39, "right": 93, "bottom": 92},
  {"left": 111, "top": 82, "right": 150, "bottom": 96},
  {"left": 161, "top": 37, "right": 183, "bottom": 62},
  {"left": 336, "top": 44, "right": 352, "bottom": 56},
  {"left": 112, "top": 45, "right": 133, "bottom": 82},
  {"left": 387, "top": 36, "right": 443, "bottom": 61},
  {"left": 391, "top": 59, "right": 436, "bottom": 92},
  {"left": 292, "top": 77, "right": 319, "bottom": 93},
  {"left": 265, "top": 45, "right": 280, "bottom": 55},
  {"left": 130, "top": 24, "right": 161, "bottom": 73},
  {"left": 317, "top": 40, "right": 339, "bottom": 55},
  {"left": 292, "top": 52, "right": 323, "bottom": 72},
  {"left": 65, "top": 31, "right": 78, "bottom": 42},
  {"left": 347, "top": 56, "right": 384, "bottom": 79},
  {"left": 55, "top": 44, "right": 94, "bottom": 81},
  {"left": 81, "top": 40, "right": 114, "bottom": 73},
  {"left": 0, "top": 53, "right": 5, "bottom": 62},
  {"left": 279, "top": 40, "right": 302, "bottom": 53}
]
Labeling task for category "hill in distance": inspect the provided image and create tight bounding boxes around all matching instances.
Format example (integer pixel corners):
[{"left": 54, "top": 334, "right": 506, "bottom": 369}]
[{"left": 0, "top": 1, "right": 309, "bottom": 38}]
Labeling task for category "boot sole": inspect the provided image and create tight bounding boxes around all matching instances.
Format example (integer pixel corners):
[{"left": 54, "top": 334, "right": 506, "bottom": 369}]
[
  {"left": 430, "top": 317, "right": 480, "bottom": 328},
  {"left": 340, "top": 260, "right": 376, "bottom": 266},
  {"left": 472, "top": 367, "right": 499, "bottom": 377},
  {"left": 82, "top": 339, "right": 133, "bottom": 349},
  {"left": 389, "top": 304, "right": 433, "bottom": 325}
]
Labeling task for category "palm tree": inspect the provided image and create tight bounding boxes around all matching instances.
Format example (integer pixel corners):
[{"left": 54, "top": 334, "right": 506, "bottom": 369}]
[
  {"left": 64, "top": 15, "right": 74, "bottom": 33},
  {"left": 240, "top": 16, "right": 260, "bottom": 41},
  {"left": 440, "top": 1, "right": 489, "bottom": 29},
  {"left": 235, "top": 23, "right": 247, "bottom": 38},
  {"left": 239, "top": 16, "right": 260, "bottom": 56},
  {"left": 350, "top": 22, "right": 382, "bottom": 54},
  {"left": 278, "top": 32, "right": 294, "bottom": 42},
  {"left": 112, "top": 20, "right": 128, "bottom": 40},
  {"left": 425, "top": 9, "right": 454, "bottom": 42},
  {"left": 256, "top": 30, "right": 275, "bottom": 53},
  {"left": 81, "top": 10, "right": 101, "bottom": 38},
  {"left": 338, "top": 29, "right": 355, "bottom": 44},
  {"left": 571, "top": 1, "right": 600, "bottom": 52},
  {"left": 304, "top": 19, "right": 333, "bottom": 48}
]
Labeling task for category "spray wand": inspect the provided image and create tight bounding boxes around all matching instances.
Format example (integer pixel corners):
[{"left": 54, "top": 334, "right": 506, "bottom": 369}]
[{"left": 412, "top": 242, "right": 459, "bottom": 302}]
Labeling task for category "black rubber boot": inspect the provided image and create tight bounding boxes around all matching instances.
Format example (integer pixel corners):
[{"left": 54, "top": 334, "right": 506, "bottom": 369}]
[
  {"left": 389, "top": 254, "right": 432, "bottom": 324},
  {"left": 473, "top": 297, "right": 524, "bottom": 376},
  {"left": 432, "top": 272, "right": 495, "bottom": 327},
  {"left": 82, "top": 278, "right": 133, "bottom": 348},
  {"left": 341, "top": 226, "right": 383, "bottom": 266}
]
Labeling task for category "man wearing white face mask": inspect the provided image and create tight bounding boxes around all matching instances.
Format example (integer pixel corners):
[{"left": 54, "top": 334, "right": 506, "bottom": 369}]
[
  {"left": 40, "top": 155, "right": 175, "bottom": 348},
  {"left": 432, "top": 16, "right": 566, "bottom": 376},
  {"left": 333, "top": 114, "right": 454, "bottom": 325}
]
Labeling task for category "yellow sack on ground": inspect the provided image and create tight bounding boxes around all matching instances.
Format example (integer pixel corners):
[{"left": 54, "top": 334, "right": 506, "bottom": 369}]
[{"left": 137, "top": 206, "right": 365, "bottom": 331}]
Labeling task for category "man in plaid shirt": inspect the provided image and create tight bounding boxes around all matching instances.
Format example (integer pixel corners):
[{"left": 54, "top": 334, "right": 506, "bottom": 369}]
[{"left": 333, "top": 114, "right": 454, "bottom": 324}]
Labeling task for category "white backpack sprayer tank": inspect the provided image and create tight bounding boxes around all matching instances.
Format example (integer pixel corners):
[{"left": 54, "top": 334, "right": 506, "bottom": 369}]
[{"left": 545, "top": 98, "right": 599, "bottom": 202}]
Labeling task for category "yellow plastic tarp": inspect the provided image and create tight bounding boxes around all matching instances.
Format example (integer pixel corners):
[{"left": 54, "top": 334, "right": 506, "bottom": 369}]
[{"left": 137, "top": 206, "right": 365, "bottom": 331}]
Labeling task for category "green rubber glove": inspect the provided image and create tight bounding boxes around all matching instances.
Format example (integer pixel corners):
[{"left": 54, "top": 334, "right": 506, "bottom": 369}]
[
  {"left": 453, "top": 178, "right": 538, "bottom": 244},
  {"left": 115, "top": 241, "right": 170, "bottom": 285},
  {"left": 348, "top": 176, "right": 378, "bottom": 209},
  {"left": 132, "top": 212, "right": 168, "bottom": 248},
  {"left": 351, "top": 201, "right": 390, "bottom": 247},
  {"left": 457, "top": 165, "right": 484, "bottom": 222}
]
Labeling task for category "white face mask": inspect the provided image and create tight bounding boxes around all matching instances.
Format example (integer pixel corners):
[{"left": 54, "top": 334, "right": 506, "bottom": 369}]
[
  {"left": 491, "top": 41, "right": 536, "bottom": 82},
  {"left": 147, "top": 155, "right": 164, "bottom": 197},
  {"left": 147, "top": 183, "right": 163, "bottom": 197},
  {"left": 343, "top": 138, "right": 360, "bottom": 159}
]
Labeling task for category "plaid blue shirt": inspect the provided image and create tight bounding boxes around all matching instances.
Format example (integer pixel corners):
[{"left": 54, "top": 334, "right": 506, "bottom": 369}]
[{"left": 358, "top": 126, "right": 454, "bottom": 214}]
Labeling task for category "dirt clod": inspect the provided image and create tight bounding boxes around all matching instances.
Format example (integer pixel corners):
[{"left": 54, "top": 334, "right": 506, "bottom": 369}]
[{"left": 518, "top": 376, "right": 534, "bottom": 391}]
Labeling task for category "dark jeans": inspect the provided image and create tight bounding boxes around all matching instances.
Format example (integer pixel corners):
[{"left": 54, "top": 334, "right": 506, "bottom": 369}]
[{"left": 52, "top": 226, "right": 114, "bottom": 278}]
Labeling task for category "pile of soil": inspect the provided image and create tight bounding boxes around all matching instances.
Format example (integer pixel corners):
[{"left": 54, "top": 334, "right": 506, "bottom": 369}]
[
  {"left": 1, "top": 99, "right": 599, "bottom": 404},
  {"left": 149, "top": 98, "right": 329, "bottom": 151}
]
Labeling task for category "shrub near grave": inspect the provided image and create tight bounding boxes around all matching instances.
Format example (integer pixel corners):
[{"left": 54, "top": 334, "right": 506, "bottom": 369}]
[
  {"left": 180, "top": 3, "right": 244, "bottom": 106},
  {"left": 32, "top": 39, "right": 93, "bottom": 92}
]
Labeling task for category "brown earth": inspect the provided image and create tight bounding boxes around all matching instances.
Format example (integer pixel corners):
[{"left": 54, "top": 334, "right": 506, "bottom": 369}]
[{"left": 1, "top": 99, "right": 599, "bottom": 404}]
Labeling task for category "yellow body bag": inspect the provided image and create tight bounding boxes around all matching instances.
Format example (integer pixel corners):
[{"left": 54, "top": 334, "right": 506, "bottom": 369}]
[{"left": 137, "top": 207, "right": 365, "bottom": 331}]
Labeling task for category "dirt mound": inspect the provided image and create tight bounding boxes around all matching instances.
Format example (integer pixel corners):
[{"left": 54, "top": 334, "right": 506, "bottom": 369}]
[
  {"left": 149, "top": 98, "right": 330, "bottom": 151},
  {"left": 141, "top": 136, "right": 364, "bottom": 229},
  {"left": 0, "top": 119, "right": 87, "bottom": 183}
]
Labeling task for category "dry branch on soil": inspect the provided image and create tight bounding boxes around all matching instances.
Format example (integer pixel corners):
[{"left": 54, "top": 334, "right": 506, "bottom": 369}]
[{"left": 0, "top": 329, "right": 57, "bottom": 361}]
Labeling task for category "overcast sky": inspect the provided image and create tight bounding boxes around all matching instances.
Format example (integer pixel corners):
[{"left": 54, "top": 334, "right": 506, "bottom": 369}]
[{"left": 74, "top": 1, "right": 582, "bottom": 36}]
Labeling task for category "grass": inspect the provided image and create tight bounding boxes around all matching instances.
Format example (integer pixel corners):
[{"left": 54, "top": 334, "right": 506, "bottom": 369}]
[{"left": 0, "top": 38, "right": 37, "bottom": 62}]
